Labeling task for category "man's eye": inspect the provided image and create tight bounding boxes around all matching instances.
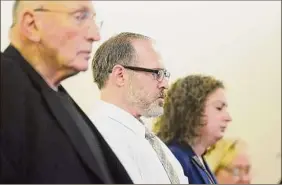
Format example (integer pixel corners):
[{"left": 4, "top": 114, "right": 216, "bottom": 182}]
[
  {"left": 74, "top": 11, "right": 88, "bottom": 21},
  {"left": 152, "top": 72, "right": 158, "bottom": 78}
]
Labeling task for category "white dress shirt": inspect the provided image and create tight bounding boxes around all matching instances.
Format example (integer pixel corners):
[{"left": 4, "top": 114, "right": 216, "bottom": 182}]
[{"left": 89, "top": 100, "right": 189, "bottom": 184}]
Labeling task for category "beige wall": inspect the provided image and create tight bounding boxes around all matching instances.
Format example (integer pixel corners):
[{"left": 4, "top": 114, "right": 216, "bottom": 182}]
[{"left": 1, "top": 1, "right": 281, "bottom": 183}]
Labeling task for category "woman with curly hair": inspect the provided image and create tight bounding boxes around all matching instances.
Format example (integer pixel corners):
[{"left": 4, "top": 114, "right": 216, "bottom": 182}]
[{"left": 153, "top": 74, "right": 232, "bottom": 184}]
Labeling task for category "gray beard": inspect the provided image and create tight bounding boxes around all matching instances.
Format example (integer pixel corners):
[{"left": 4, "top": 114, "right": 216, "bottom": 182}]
[
  {"left": 141, "top": 102, "right": 164, "bottom": 118},
  {"left": 126, "top": 90, "right": 163, "bottom": 118}
]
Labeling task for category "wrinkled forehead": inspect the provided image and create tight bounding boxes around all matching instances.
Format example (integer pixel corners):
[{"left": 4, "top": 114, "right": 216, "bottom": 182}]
[
  {"left": 132, "top": 39, "right": 165, "bottom": 69},
  {"left": 38, "top": 1, "right": 95, "bottom": 12}
]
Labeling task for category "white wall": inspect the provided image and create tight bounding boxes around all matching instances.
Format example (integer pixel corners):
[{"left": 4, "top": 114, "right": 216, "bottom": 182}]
[{"left": 1, "top": 1, "right": 281, "bottom": 183}]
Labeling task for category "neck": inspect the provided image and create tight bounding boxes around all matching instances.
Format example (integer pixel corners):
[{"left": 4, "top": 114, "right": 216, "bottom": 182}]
[
  {"left": 100, "top": 88, "right": 141, "bottom": 119},
  {"left": 10, "top": 34, "right": 69, "bottom": 91},
  {"left": 190, "top": 138, "right": 209, "bottom": 156}
]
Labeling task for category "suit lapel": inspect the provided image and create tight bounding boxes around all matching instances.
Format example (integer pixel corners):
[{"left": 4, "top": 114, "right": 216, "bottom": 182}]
[
  {"left": 59, "top": 87, "right": 133, "bottom": 184},
  {"left": 4, "top": 45, "right": 112, "bottom": 183},
  {"left": 41, "top": 88, "right": 112, "bottom": 183}
]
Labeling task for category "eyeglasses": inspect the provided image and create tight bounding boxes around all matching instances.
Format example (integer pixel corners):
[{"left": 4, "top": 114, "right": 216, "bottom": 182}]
[
  {"left": 222, "top": 166, "right": 251, "bottom": 177},
  {"left": 33, "top": 7, "right": 103, "bottom": 29},
  {"left": 124, "top": 65, "right": 170, "bottom": 82},
  {"left": 110, "top": 65, "right": 170, "bottom": 82}
]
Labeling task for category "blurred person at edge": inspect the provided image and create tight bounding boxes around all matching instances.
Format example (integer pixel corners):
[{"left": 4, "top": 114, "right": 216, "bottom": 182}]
[{"left": 204, "top": 138, "right": 252, "bottom": 184}]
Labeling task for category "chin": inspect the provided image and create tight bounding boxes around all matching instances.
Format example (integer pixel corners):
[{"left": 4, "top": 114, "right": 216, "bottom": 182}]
[
  {"left": 73, "top": 63, "right": 89, "bottom": 72},
  {"left": 66, "top": 66, "right": 88, "bottom": 78},
  {"left": 210, "top": 135, "right": 223, "bottom": 146},
  {"left": 79, "top": 66, "right": 89, "bottom": 72},
  {"left": 71, "top": 58, "right": 89, "bottom": 71},
  {"left": 143, "top": 106, "right": 164, "bottom": 118},
  {"left": 216, "top": 135, "right": 224, "bottom": 142}
]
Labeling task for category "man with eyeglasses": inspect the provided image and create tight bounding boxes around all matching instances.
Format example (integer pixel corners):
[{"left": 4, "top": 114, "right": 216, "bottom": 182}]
[
  {"left": 89, "top": 32, "right": 189, "bottom": 184},
  {"left": 1, "top": 1, "right": 132, "bottom": 183}
]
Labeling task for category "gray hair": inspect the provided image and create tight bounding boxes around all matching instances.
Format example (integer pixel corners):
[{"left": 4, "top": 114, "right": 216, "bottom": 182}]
[
  {"left": 92, "top": 32, "right": 151, "bottom": 89},
  {"left": 11, "top": 0, "right": 21, "bottom": 28}
]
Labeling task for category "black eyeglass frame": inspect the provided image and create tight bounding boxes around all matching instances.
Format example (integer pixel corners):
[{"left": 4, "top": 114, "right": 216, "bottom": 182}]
[{"left": 109, "top": 65, "right": 170, "bottom": 82}]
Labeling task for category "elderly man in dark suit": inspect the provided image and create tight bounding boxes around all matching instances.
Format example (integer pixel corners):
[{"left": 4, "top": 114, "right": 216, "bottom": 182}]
[{"left": 0, "top": 0, "right": 132, "bottom": 183}]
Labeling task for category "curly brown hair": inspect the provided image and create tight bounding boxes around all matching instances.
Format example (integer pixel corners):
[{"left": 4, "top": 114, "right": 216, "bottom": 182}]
[{"left": 153, "top": 74, "right": 224, "bottom": 146}]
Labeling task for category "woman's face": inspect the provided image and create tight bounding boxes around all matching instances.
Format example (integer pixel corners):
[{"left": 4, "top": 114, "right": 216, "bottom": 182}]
[
  {"left": 216, "top": 152, "right": 252, "bottom": 184},
  {"left": 200, "top": 88, "right": 232, "bottom": 146}
]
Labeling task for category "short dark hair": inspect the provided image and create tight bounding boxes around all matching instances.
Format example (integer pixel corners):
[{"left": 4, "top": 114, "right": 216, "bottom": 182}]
[
  {"left": 92, "top": 32, "right": 151, "bottom": 89},
  {"left": 153, "top": 74, "right": 224, "bottom": 145}
]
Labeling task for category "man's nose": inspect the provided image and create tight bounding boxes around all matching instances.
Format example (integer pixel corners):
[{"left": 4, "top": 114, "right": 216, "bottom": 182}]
[
  {"left": 158, "top": 77, "right": 169, "bottom": 89},
  {"left": 85, "top": 21, "right": 101, "bottom": 42}
]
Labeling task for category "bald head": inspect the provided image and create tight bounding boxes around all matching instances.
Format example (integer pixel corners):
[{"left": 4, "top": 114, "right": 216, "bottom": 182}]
[{"left": 11, "top": 1, "right": 78, "bottom": 28}]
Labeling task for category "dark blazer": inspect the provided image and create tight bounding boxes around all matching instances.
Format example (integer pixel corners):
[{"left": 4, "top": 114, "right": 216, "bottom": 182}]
[
  {"left": 168, "top": 142, "right": 218, "bottom": 184},
  {"left": 0, "top": 45, "right": 132, "bottom": 184}
]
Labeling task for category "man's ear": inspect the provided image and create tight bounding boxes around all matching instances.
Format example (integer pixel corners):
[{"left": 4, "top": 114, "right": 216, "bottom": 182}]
[
  {"left": 111, "top": 64, "right": 126, "bottom": 87},
  {"left": 20, "top": 10, "right": 40, "bottom": 42}
]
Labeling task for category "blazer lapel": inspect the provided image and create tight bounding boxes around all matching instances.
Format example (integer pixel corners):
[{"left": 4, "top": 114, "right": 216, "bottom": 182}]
[
  {"left": 183, "top": 144, "right": 213, "bottom": 184},
  {"left": 4, "top": 45, "right": 112, "bottom": 183},
  {"left": 203, "top": 158, "right": 218, "bottom": 184},
  {"left": 191, "top": 157, "right": 212, "bottom": 184}
]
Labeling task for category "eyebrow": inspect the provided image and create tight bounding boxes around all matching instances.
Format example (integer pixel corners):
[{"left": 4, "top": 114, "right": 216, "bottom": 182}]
[
  {"left": 213, "top": 100, "right": 228, "bottom": 107},
  {"left": 71, "top": 5, "right": 96, "bottom": 15}
]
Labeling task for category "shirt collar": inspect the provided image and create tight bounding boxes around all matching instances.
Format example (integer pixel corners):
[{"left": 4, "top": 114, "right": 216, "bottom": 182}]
[{"left": 94, "top": 100, "right": 146, "bottom": 137}]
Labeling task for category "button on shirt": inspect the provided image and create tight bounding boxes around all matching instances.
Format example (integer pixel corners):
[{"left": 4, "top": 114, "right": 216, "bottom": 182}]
[{"left": 89, "top": 100, "right": 188, "bottom": 184}]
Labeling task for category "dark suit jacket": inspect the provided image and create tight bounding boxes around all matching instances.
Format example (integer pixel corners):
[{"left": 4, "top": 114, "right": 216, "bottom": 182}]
[
  {"left": 169, "top": 142, "right": 217, "bottom": 184},
  {"left": 0, "top": 45, "right": 132, "bottom": 184}
]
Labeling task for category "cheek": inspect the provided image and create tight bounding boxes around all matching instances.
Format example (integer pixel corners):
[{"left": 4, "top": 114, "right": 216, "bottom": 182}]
[
  {"left": 41, "top": 27, "right": 61, "bottom": 49},
  {"left": 206, "top": 113, "right": 222, "bottom": 127},
  {"left": 58, "top": 29, "right": 81, "bottom": 55},
  {"left": 216, "top": 171, "right": 235, "bottom": 184},
  {"left": 205, "top": 115, "right": 218, "bottom": 128},
  {"left": 137, "top": 77, "right": 154, "bottom": 94},
  {"left": 44, "top": 27, "right": 81, "bottom": 58}
]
